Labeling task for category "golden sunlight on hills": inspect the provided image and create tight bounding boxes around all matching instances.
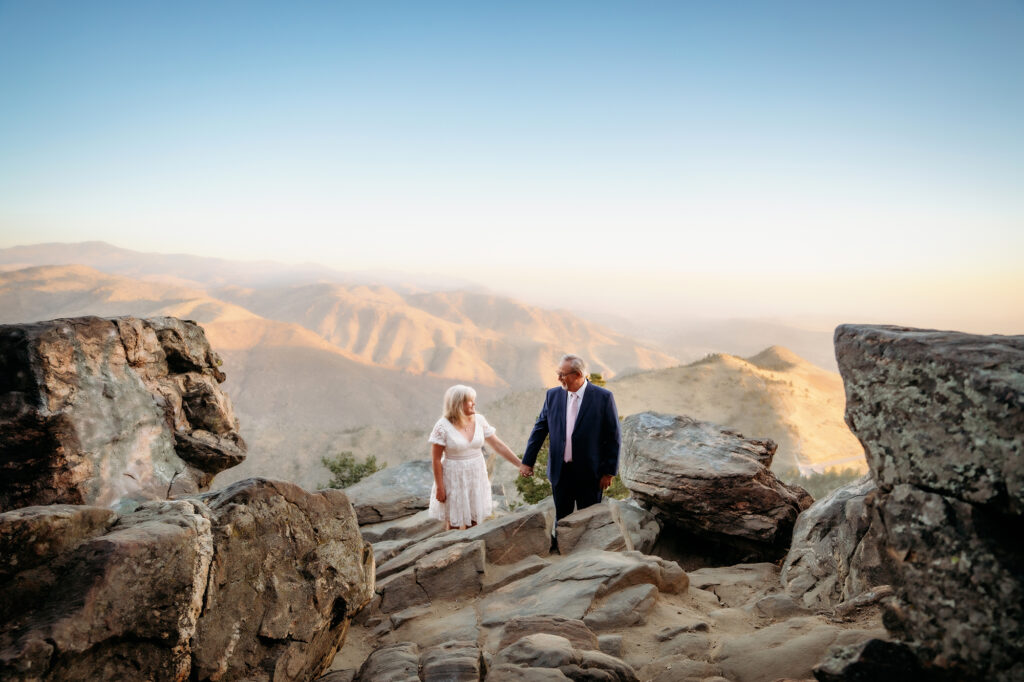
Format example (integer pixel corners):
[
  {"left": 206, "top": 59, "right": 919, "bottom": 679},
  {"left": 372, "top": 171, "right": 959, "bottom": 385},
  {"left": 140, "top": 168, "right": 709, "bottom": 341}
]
[
  {"left": 215, "top": 283, "right": 678, "bottom": 388},
  {"left": 484, "top": 347, "right": 866, "bottom": 475}
]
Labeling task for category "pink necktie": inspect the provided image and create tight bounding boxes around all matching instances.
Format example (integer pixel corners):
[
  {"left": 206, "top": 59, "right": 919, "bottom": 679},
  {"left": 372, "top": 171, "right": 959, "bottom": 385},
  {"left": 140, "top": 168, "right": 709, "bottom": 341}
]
[{"left": 565, "top": 392, "right": 579, "bottom": 462}]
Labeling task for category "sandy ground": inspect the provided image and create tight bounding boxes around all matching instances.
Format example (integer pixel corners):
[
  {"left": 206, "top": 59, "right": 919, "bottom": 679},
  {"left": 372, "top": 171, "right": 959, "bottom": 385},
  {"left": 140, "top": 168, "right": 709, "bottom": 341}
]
[{"left": 330, "top": 547, "right": 885, "bottom": 681}]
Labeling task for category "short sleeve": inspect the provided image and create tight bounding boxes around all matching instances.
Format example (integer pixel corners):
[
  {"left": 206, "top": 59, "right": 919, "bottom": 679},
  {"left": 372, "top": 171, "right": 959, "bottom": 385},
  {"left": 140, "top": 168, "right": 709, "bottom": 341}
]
[
  {"left": 477, "top": 414, "right": 496, "bottom": 438},
  {"left": 429, "top": 419, "right": 447, "bottom": 446}
]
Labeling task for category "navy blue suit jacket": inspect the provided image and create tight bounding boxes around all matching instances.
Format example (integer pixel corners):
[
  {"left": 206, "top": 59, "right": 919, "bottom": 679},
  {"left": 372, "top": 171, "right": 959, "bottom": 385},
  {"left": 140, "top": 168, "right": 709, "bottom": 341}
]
[{"left": 522, "top": 382, "right": 621, "bottom": 488}]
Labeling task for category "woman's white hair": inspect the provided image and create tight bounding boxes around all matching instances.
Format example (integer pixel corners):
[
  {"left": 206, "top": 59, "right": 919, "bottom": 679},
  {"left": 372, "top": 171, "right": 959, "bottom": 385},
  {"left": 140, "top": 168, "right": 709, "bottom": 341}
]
[
  {"left": 560, "top": 353, "right": 588, "bottom": 378},
  {"left": 443, "top": 384, "right": 477, "bottom": 424}
]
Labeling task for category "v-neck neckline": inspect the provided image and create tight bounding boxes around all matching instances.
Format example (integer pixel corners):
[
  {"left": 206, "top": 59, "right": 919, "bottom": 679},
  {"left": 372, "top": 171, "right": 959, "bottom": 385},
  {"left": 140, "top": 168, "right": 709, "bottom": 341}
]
[{"left": 448, "top": 417, "right": 476, "bottom": 443}]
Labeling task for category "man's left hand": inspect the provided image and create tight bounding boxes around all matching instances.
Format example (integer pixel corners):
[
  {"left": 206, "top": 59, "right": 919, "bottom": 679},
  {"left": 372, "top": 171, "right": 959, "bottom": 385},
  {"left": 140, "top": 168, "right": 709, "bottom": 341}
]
[{"left": 599, "top": 474, "right": 613, "bottom": 491}]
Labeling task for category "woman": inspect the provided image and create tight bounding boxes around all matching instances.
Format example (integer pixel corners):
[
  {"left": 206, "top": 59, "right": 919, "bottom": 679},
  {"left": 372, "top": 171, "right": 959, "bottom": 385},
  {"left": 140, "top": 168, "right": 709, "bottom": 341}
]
[{"left": 427, "top": 385, "right": 529, "bottom": 530}]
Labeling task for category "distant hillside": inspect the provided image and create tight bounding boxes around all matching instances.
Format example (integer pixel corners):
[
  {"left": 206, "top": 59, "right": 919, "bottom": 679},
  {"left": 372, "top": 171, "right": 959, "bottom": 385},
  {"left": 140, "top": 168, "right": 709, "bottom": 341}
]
[
  {"left": 482, "top": 346, "right": 866, "bottom": 477},
  {"left": 0, "top": 263, "right": 679, "bottom": 488},
  {"left": 215, "top": 283, "right": 677, "bottom": 389}
]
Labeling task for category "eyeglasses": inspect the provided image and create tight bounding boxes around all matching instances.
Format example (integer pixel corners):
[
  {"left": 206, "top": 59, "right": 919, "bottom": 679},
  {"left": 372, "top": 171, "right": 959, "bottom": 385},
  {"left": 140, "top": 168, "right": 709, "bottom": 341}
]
[{"left": 556, "top": 370, "right": 580, "bottom": 378}]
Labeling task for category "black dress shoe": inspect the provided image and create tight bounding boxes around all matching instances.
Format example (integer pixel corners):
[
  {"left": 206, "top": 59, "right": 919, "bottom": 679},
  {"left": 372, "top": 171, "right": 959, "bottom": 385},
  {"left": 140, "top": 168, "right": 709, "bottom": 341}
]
[{"left": 549, "top": 535, "right": 559, "bottom": 554}]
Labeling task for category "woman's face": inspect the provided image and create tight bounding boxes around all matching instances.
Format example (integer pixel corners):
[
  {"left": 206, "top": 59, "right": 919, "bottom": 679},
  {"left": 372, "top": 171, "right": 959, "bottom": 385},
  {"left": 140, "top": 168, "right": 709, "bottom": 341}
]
[{"left": 462, "top": 398, "right": 476, "bottom": 417}]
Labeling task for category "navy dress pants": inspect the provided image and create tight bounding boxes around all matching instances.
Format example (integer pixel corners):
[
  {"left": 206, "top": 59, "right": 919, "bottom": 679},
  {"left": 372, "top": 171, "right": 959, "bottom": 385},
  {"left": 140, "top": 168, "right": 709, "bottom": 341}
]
[{"left": 552, "top": 460, "right": 603, "bottom": 521}]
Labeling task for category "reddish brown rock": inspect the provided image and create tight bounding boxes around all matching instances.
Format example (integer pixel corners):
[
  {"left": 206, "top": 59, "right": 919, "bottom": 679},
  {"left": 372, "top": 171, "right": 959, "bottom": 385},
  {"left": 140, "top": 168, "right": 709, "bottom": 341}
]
[{"left": 620, "top": 412, "right": 813, "bottom": 562}]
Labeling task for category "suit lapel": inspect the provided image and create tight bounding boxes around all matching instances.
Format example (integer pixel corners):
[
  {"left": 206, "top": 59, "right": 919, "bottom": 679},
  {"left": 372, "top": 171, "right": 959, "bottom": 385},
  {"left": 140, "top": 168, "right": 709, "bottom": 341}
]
[{"left": 574, "top": 385, "right": 594, "bottom": 428}]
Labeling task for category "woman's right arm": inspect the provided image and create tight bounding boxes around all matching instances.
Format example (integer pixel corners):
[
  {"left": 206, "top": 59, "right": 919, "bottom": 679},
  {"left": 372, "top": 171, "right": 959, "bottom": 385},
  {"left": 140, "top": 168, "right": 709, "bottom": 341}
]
[{"left": 431, "top": 443, "right": 446, "bottom": 502}]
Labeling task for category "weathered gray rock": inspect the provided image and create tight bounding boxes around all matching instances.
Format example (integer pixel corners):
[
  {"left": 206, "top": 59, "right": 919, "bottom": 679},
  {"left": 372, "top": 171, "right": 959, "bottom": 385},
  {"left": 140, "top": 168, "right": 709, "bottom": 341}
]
[
  {"left": 360, "top": 508, "right": 446, "bottom": 544},
  {"left": 877, "top": 484, "right": 1024, "bottom": 681},
  {"left": 687, "top": 562, "right": 780, "bottom": 608},
  {"left": 610, "top": 498, "right": 660, "bottom": 553},
  {"left": 346, "top": 460, "right": 435, "bottom": 524},
  {"left": 655, "top": 620, "right": 710, "bottom": 641},
  {"left": 782, "top": 475, "right": 899, "bottom": 608},
  {"left": 598, "top": 634, "right": 623, "bottom": 658},
  {"left": 414, "top": 540, "right": 486, "bottom": 601},
  {"left": 656, "top": 630, "right": 715, "bottom": 660},
  {"left": 370, "top": 538, "right": 414, "bottom": 564},
  {"left": 377, "top": 567, "right": 429, "bottom": 613},
  {"left": 713, "top": 617, "right": 884, "bottom": 682},
  {"left": 555, "top": 501, "right": 633, "bottom": 554},
  {"left": 494, "top": 633, "right": 638, "bottom": 682},
  {"left": 0, "top": 316, "right": 245, "bottom": 512},
  {"left": 480, "top": 550, "right": 687, "bottom": 627},
  {"left": 813, "top": 638, "right": 924, "bottom": 682},
  {"left": 376, "top": 540, "right": 485, "bottom": 613},
  {"left": 191, "top": 479, "right": 375, "bottom": 681},
  {"left": 0, "top": 498, "right": 213, "bottom": 681},
  {"left": 487, "top": 664, "right": 570, "bottom": 680},
  {"left": 620, "top": 412, "right": 813, "bottom": 561},
  {"left": 420, "top": 640, "right": 481, "bottom": 681},
  {"left": 483, "top": 554, "right": 550, "bottom": 592},
  {"left": 750, "top": 593, "right": 813, "bottom": 620},
  {"left": 0, "top": 478, "right": 375, "bottom": 682},
  {"left": 393, "top": 607, "right": 480, "bottom": 649},
  {"left": 583, "top": 583, "right": 658, "bottom": 630},
  {"left": 355, "top": 642, "right": 420, "bottom": 682},
  {"left": 835, "top": 324, "right": 1024, "bottom": 514},
  {"left": 494, "top": 615, "right": 600, "bottom": 652},
  {"left": 836, "top": 325, "right": 1024, "bottom": 681},
  {"left": 377, "top": 504, "right": 550, "bottom": 580},
  {"left": 0, "top": 504, "right": 116, "bottom": 581}
]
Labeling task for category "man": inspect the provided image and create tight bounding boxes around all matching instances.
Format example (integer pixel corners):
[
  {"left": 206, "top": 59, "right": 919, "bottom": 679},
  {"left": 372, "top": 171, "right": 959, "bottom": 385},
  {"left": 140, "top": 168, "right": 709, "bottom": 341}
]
[{"left": 521, "top": 354, "right": 622, "bottom": 526}]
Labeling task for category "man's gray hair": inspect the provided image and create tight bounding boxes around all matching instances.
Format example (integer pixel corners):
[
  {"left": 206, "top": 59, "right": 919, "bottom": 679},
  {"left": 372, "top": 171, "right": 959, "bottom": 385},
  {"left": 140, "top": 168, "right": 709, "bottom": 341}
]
[{"left": 560, "top": 354, "right": 588, "bottom": 378}]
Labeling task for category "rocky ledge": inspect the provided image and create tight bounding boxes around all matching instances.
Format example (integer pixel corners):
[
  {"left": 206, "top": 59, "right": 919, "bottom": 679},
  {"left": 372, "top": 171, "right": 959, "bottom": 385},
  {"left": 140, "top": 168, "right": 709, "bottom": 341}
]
[
  {"left": 0, "top": 316, "right": 246, "bottom": 512},
  {"left": 619, "top": 412, "right": 813, "bottom": 563},
  {"left": 0, "top": 478, "right": 374, "bottom": 682}
]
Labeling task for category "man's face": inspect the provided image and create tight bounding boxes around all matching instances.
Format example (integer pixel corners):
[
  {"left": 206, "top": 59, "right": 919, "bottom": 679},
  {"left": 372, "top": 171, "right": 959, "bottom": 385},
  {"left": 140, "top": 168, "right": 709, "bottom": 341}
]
[{"left": 557, "top": 361, "right": 585, "bottom": 392}]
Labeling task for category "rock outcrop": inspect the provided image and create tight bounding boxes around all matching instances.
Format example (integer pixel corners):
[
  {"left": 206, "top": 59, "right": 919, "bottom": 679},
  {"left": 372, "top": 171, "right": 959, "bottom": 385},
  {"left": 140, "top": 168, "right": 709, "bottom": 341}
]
[
  {"left": 833, "top": 324, "right": 1024, "bottom": 682},
  {"left": 836, "top": 324, "right": 1022, "bottom": 515},
  {"left": 0, "top": 478, "right": 374, "bottom": 682},
  {"left": 620, "top": 412, "right": 813, "bottom": 562},
  {"left": 781, "top": 475, "right": 898, "bottom": 609},
  {"left": 345, "top": 460, "right": 435, "bottom": 524},
  {"left": 0, "top": 316, "right": 246, "bottom": 512}
]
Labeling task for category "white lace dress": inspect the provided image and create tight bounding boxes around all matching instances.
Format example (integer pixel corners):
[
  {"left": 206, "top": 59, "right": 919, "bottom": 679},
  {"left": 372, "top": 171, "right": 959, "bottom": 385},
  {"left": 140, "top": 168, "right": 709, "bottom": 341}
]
[{"left": 427, "top": 414, "right": 495, "bottom": 527}]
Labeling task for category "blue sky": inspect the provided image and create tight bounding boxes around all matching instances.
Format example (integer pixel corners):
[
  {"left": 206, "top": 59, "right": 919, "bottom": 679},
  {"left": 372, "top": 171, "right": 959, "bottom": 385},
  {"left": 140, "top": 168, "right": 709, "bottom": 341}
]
[{"left": 1, "top": 1, "right": 1021, "bottom": 328}]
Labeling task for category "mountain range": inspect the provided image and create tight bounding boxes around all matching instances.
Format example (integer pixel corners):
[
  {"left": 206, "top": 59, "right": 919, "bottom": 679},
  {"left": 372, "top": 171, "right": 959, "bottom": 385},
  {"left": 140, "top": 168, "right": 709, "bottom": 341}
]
[{"left": 0, "top": 242, "right": 865, "bottom": 488}]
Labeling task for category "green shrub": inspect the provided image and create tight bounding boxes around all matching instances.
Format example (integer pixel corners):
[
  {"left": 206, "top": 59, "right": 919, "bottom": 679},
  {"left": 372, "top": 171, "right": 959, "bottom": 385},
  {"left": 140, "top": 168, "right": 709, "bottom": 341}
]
[
  {"left": 322, "top": 451, "right": 387, "bottom": 489},
  {"left": 776, "top": 466, "right": 864, "bottom": 499}
]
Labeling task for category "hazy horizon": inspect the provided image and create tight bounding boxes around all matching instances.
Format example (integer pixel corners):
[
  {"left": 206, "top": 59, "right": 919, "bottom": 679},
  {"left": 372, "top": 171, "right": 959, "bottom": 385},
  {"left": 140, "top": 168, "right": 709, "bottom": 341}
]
[{"left": 2, "top": 2, "right": 1021, "bottom": 334}]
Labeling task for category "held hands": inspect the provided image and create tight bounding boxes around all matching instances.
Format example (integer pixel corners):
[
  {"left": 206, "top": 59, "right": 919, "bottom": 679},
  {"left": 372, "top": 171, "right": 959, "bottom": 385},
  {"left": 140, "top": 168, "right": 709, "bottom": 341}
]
[
  {"left": 518, "top": 462, "right": 534, "bottom": 477},
  {"left": 599, "top": 474, "right": 614, "bottom": 491}
]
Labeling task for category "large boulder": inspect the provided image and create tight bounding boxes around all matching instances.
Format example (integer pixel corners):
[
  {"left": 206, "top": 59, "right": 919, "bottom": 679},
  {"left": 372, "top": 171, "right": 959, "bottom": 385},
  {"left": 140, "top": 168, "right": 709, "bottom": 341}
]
[
  {"left": 875, "top": 484, "right": 1023, "bottom": 681},
  {"left": 345, "top": 460, "right": 435, "bottom": 524},
  {"left": 0, "top": 478, "right": 374, "bottom": 681},
  {"left": 781, "top": 475, "right": 899, "bottom": 608},
  {"left": 835, "top": 324, "right": 1024, "bottom": 681},
  {"left": 835, "top": 324, "right": 1023, "bottom": 514},
  {"left": 620, "top": 412, "right": 813, "bottom": 562},
  {"left": 0, "top": 316, "right": 246, "bottom": 512}
]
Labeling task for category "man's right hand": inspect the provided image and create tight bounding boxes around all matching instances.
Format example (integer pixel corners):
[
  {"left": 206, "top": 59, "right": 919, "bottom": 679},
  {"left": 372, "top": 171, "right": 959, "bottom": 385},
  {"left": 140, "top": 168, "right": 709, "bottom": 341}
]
[{"left": 519, "top": 464, "right": 534, "bottom": 477}]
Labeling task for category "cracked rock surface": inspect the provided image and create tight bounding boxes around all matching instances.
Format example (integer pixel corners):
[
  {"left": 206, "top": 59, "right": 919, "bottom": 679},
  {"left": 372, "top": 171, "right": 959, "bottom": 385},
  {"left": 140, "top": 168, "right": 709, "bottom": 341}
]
[
  {"left": 0, "top": 478, "right": 374, "bottom": 681},
  {"left": 0, "top": 315, "right": 246, "bottom": 512},
  {"left": 834, "top": 324, "right": 1024, "bottom": 681}
]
